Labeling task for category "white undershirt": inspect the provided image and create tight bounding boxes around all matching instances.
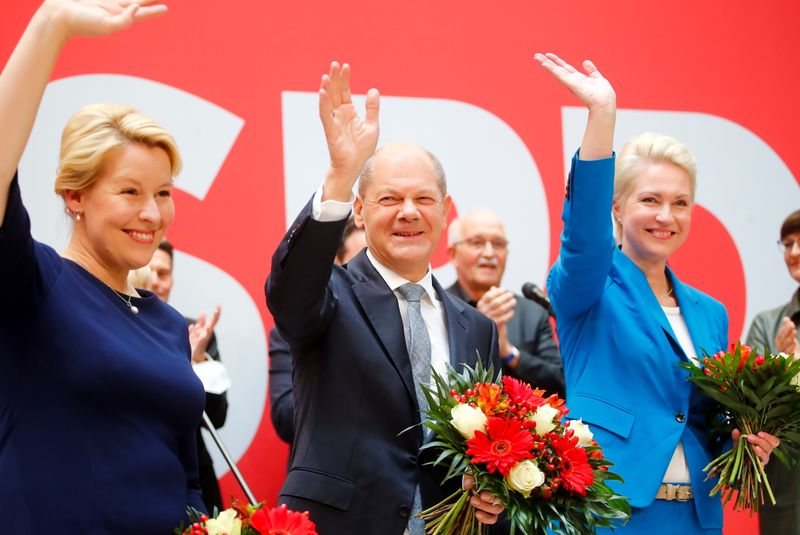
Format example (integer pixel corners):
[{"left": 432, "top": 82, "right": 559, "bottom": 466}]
[
  {"left": 662, "top": 305, "right": 699, "bottom": 484},
  {"left": 311, "top": 186, "right": 451, "bottom": 389}
]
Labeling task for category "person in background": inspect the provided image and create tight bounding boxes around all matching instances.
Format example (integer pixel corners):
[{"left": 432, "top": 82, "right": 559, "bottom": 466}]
[
  {"left": 149, "top": 239, "right": 228, "bottom": 513},
  {"left": 129, "top": 264, "right": 153, "bottom": 290},
  {"left": 269, "top": 216, "right": 366, "bottom": 447},
  {"left": 446, "top": 209, "right": 565, "bottom": 397},
  {"left": 0, "top": 2, "right": 207, "bottom": 532},
  {"left": 538, "top": 52, "right": 779, "bottom": 534},
  {"left": 745, "top": 209, "right": 800, "bottom": 535}
]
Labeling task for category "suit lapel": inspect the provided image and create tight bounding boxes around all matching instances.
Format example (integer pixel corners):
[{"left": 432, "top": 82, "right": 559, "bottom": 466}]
[
  {"left": 613, "top": 249, "right": 685, "bottom": 359},
  {"left": 435, "top": 278, "right": 472, "bottom": 368},
  {"left": 669, "top": 267, "right": 712, "bottom": 359},
  {"left": 347, "top": 251, "right": 418, "bottom": 407}
]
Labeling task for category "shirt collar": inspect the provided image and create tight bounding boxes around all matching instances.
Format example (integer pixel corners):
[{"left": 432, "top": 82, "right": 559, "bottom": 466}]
[{"left": 366, "top": 249, "right": 439, "bottom": 304}]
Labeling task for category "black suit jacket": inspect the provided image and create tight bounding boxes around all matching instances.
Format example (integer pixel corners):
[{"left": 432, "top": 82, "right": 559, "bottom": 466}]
[
  {"left": 266, "top": 201, "right": 500, "bottom": 534},
  {"left": 446, "top": 282, "right": 565, "bottom": 398},
  {"left": 268, "top": 326, "right": 294, "bottom": 445}
]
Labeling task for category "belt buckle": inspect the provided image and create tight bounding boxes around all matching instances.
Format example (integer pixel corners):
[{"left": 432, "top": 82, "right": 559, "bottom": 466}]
[{"left": 658, "top": 483, "right": 692, "bottom": 501}]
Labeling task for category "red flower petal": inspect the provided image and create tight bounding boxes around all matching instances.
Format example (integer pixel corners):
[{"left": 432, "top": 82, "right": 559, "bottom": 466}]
[
  {"left": 550, "top": 435, "right": 594, "bottom": 496},
  {"left": 466, "top": 416, "right": 534, "bottom": 476},
  {"left": 250, "top": 504, "right": 318, "bottom": 535}
]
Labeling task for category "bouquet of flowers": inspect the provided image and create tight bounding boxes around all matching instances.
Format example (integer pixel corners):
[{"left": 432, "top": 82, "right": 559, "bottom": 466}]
[
  {"left": 679, "top": 342, "right": 800, "bottom": 512},
  {"left": 175, "top": 500, "right": 317, "bottom": 535},
  {"left": 417, "top": 361, "right": 630, "bottom": 534}
]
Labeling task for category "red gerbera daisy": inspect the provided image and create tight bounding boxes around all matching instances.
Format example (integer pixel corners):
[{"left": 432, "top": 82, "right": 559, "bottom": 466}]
[
  {"left": 466, "top": 416, "right": 534, "bottom": 476},
  {"left": 249, "top": 504, "right": 318, "bottom": 535},
  {"left": 551, "top": 435, "right": 594, "bottom": 495},
  {"left": 502, "top": 376, "right": 545, "bottom": 411}
]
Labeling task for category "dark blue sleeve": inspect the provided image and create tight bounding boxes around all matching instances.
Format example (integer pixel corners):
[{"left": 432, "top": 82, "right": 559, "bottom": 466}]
[
  {"left": 268, "top": 326, "right": 295, "bottom": 445},
  {"left": 0, "top": 173, "right": 60, "bottom": 321},
  {"left": 265, "top": 197, "right": 347, "bottom": 345},
  {"left": 547, "top": 152, "right": 617, "bottom": 321}
]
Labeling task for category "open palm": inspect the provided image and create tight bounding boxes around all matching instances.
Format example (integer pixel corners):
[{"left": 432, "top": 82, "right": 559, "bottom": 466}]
[
  {"left": 318, "top": 62, "right": 380, "bottom": 180},
  {"left": 535, "top": 52, "right": 615, "bottom": 112},
  {"left": 45, "top": 0, "right": 167, "bottom": 38}
]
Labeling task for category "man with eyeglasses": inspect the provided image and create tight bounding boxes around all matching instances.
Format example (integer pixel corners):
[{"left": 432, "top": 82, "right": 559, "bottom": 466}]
[
  {"left": 446, "top": 209, "right": 565, "bottom": 398},
  {"left": 745, "top": 208, "right": 800, "bottom": 535}
]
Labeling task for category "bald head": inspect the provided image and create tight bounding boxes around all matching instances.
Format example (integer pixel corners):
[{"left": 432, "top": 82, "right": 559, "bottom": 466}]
[
  {"left": 448, "top": 209, "right": 506, "bottom": 246},
  {"left": 448, "top": 209, "right": 509, "bottom": 299},
  {"left": 358, "top": 142, "right": 447, "bottom": 199}
]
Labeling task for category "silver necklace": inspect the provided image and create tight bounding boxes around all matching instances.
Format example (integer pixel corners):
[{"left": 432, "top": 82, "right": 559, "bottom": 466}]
[
  {"left": 111, "top": 288, "right": 139, "bottom": 315},
  {"left": 64, "top": 256, "right": 139, "bottom": 314}
]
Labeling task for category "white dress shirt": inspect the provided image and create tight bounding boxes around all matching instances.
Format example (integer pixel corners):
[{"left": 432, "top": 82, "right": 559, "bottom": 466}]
[{"left": 662, "top": 305, "right": 700, "bottom": 484}]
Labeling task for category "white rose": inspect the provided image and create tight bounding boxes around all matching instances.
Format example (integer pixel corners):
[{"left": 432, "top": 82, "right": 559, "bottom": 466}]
[
  {"left": 531, "top": 403, "right": 559, "bottom": 435},
  {"left": 505, "top": 459, "right": 545, "bottom": 498},
  {"left": 568, "top": 418, "right": 594, "bottom": 446},
  {"left": 205, "top": 509, "right": 242, "bottom": 535},
  {"left": 450, "top": 403, "right": 488, "bottom": 440}
]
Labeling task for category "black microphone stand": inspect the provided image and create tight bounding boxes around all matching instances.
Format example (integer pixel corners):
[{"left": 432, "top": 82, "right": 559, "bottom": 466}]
[{"left": 202, "top": 411, "right": 258, "bottom": 505}]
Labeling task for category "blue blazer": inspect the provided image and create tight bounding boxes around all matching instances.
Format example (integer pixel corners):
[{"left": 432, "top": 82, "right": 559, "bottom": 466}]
[
  {"left": 547, "top": 154, "right": 728, "bottom": 529},
  {"left": 266, "top": 199, "right": 499, "bottom": 534}
]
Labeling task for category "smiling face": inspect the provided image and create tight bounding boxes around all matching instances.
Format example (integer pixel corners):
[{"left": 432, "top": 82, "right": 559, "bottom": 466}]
[
  {"left": 448, "top": 210, "right": 508, "bottom": 300},
  {"left": 64, "top": 143, "right": 175, "bottom": 285},
  {"left": 354, "top": 143, "right": 451, "bottom": 282},
  {"left": 613, "top": 161, "right": 693, "bottom": 270}
]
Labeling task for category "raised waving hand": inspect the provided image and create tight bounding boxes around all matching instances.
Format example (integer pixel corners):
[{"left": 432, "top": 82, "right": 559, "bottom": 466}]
[
  {"left": 45, "top": 0, "right": 167, "bottom": 38},
  {"left": 535, "top": 52, "right": 615, "bottom": 160},
  {"left": 318, "top": 62, "right": 380, "bottom": 201},
  {"left": 0, "top": 0, "right": 167, "bottom": 221}
]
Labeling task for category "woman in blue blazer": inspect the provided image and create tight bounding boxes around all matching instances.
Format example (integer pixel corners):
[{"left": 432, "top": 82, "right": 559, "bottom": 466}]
[{"left": 535, "top": 53, "right": 780, "bottom": 534}]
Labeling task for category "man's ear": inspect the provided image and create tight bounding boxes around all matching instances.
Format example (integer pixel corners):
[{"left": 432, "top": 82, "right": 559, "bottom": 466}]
[
  {"left": 447, "top": 245, "right": 457, "bottom": 262},
  {"left": 354, "top": 195, "right": 365, "bottom": 229}
]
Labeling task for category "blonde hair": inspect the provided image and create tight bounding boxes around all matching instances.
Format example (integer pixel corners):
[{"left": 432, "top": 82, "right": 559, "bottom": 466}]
[
  {"left": 54, "top": 103, "right": 181, "bottom": 200},
  {"left": 128, "top": 265, "right": 153, "bottom": 291},
  {"left": 614, "top": 132, "right": 697, "bottom": 235}
]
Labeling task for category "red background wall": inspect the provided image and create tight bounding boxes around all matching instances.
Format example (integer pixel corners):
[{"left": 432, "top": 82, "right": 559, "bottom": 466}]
[{"left": 5, "top": 2, "right": 799, "bottom": 533}]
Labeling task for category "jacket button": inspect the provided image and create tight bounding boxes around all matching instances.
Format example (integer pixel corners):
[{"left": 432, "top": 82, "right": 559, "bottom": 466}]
[
  {"left": 399, "top": 505, "right": 410, "bottom": 518},
  {"left": 675, "top": 412, "right": 686, "bottom": 423}
]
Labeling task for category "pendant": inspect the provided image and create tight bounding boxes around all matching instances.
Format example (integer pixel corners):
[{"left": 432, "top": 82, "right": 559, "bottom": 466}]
[{"left": 130, "top": 305, "right": 139, "bottom": 315}]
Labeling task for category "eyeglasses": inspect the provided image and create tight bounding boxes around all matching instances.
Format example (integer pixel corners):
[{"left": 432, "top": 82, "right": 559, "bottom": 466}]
[
  {"left": 454, "top": 237, "right": 509, "bottom": 252},
  {"left": 778, "top": 238, "right": 800, "bottom": 253}
]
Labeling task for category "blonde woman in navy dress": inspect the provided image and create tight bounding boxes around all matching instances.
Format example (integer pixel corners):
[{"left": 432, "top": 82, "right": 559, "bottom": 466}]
[
  {"left": 535, "top": 52, "right": 780, "bottom": 534},
  {"left": 0, "top": 2, "right": 209, "bottom": 533}
]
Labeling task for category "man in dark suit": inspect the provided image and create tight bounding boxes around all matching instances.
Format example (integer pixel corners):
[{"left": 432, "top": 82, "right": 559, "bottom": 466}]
[
  {"left": 269, "top": 217, "right": 366, "bottom": 447},
  {"left": 446, "top": 209, "right": 565, "bottom": 398},
  {"left": 265, "top": 62, "right": 503, "bottom": 534}
]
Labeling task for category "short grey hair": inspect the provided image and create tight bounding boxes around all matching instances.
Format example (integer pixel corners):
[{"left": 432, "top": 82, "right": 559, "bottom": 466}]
[{"left": 357, "top": 144, "right": 447, "bottom": 198}]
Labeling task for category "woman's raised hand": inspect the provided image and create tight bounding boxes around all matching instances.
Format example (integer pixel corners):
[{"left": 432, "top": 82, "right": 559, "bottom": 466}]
[
  {"left": 41, "top": 0, "right": 167, "bottom": 39},
  {"left": 534, "top": 52, "right": 615, "bottom": 113},
  {"left": 535, "top": 52, "right": 615, "bottom": 160}
]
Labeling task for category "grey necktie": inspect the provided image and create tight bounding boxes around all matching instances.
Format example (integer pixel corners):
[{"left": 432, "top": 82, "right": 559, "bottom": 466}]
[
  {"left": 396, "top": 282, "right": 432, "bottom": 535},
  {"left": 397, "top": 282, "right": 432, "bottom": 414}
]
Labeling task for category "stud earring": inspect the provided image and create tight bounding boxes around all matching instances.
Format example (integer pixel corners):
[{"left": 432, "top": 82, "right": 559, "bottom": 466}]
[{"left": 75, "top": 212, "right": 81, "bottom": 221}]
